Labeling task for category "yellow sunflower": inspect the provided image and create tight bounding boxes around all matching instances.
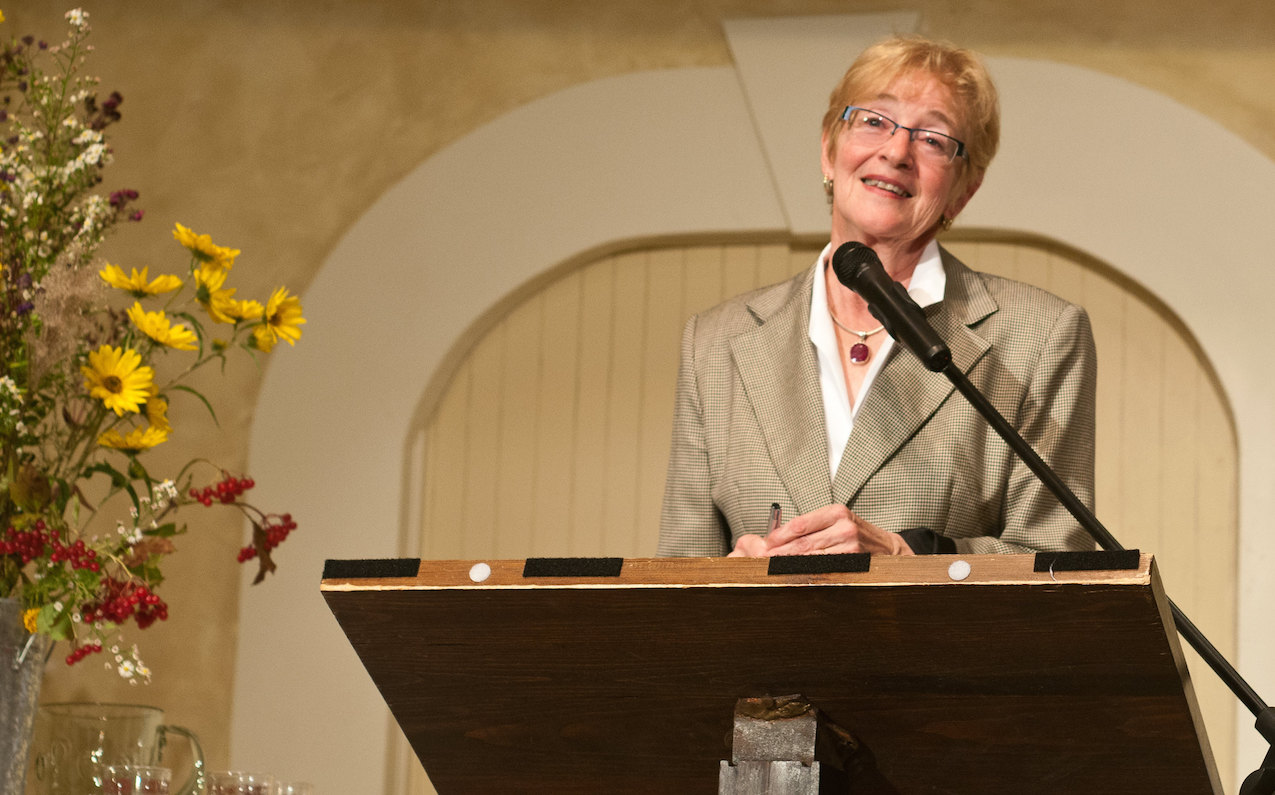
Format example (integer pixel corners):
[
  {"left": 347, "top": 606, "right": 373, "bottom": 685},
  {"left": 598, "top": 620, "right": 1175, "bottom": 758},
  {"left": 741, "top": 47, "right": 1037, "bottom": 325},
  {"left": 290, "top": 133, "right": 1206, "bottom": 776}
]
[
  {"left": 127, "top": 302, "right": 198, "bottom": 351},
  {"left": 192, "top": 263, "right": 238, "bottom": 324},
  {"left": 99, "top": 264, "right": 183, "bottom": 297},
  {"left": 144, "top": 388, "right": 172, "bottom": 434},
  {"left": 23, "top": 608, "right": 39, "bottom": 634},
  {"left": 98, "top": 425, "right": 169, "bottom": 453},
  {"left": 225, "top": 297, "right": 264, "bottom": 323},
  {"left": 81, "top": 345, "right": 154, "bottom": 416},
  {"left": 251, "top": 287, "right": 306, "bottom": 352},
  {"left": 173, "top": 223, "right": 239, "bottom": 271}
]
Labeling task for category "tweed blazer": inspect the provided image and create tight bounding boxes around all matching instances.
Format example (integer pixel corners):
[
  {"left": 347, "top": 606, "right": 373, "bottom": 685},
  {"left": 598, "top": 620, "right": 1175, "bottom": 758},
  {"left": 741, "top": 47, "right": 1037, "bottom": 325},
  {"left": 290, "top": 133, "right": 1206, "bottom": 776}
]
[{"left": 656, "top": 246, "right": 1097, "bottom": 557}]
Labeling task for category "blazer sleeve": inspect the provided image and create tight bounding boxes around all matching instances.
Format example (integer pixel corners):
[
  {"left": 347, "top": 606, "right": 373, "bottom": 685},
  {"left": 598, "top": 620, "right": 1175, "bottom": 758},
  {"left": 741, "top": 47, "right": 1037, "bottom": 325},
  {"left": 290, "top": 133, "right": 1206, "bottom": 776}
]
[
  {"left": 656, "top": 315, "right": 731, "bottom": 556},
  {"left": 955, "top": 300, "right": 1097, "bottom": 554}
]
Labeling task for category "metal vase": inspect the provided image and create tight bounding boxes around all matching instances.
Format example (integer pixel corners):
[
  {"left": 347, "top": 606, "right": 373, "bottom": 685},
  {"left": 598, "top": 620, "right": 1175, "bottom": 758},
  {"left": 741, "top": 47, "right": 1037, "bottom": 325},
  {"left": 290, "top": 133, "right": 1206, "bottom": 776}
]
[{"left": 0, "top": 597, "right": 51, "bottom": 795}]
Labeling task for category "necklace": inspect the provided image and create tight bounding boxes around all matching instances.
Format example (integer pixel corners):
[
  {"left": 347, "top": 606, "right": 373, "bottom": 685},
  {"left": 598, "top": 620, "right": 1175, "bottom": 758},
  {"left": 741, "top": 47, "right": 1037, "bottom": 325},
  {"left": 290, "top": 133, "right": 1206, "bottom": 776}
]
[{"left": 828, "top": 309, "right": 886, "bottom": 366}]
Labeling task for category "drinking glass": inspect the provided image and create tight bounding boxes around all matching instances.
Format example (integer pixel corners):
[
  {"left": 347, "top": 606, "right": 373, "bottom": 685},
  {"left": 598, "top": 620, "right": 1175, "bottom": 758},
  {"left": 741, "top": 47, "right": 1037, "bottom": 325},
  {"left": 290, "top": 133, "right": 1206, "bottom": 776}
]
[
  {"left": 206, "top": 771, "right": 275, "bottom": 795},
  {"left": 32, "top": 703, "right": 204, "bottom": 795},
  {"left": 275, "top": 784, "right": 313, "bottom": 795},
  {"left": 102, "top": 765, "right": 171, "bottom": 794}
]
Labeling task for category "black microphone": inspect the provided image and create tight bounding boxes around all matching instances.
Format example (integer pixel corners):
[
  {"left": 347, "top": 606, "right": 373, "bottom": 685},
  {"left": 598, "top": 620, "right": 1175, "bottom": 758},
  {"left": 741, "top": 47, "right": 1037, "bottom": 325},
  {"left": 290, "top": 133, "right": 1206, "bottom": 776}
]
[{"left": 830, "top": 241, "right": 951, "bottom": 372}]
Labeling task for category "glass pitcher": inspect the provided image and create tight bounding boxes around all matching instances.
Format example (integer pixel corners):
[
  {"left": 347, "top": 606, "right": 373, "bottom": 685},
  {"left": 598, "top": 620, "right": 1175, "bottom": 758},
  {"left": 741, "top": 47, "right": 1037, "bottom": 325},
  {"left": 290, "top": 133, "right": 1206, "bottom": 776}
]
[{"left": 30, "top": 702, "right": 205, "bottom": 795}]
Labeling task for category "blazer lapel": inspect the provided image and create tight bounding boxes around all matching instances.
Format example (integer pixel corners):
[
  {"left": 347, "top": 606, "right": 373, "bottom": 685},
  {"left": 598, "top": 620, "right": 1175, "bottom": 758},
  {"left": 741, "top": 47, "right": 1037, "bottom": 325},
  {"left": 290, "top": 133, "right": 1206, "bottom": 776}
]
[
  {"left": 730, "top": 269, "right": 836, "bottom": 514},
  {"left": 831, "top": 251, "right": 999, "bottom": 505}
]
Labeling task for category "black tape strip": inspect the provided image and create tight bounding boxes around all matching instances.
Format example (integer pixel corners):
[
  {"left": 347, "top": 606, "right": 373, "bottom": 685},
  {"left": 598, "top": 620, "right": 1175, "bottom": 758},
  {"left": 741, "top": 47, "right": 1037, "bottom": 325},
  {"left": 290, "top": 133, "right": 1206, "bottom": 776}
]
[
  {"left": 768, "top": 553, "right": 871, "bottom": 575},
  {"left": 1033, "top": 549, "right": 1140, "bottom": 572},
  {"left": 522, "top": 557, "right": 624, "bottom": 578},
  {"left": 323, "top": 558, "right": 421, "bottom": 580}
]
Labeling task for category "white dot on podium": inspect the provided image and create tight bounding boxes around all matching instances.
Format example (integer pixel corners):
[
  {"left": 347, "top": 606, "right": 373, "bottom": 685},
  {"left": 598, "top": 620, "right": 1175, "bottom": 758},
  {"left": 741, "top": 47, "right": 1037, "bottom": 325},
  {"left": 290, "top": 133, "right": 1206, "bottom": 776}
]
[
  {"left": 947, "top": 560, "right": 971, "bottom": 581},
  {"left": 469, "top": 562, "right": 492, "bottom": 583}
]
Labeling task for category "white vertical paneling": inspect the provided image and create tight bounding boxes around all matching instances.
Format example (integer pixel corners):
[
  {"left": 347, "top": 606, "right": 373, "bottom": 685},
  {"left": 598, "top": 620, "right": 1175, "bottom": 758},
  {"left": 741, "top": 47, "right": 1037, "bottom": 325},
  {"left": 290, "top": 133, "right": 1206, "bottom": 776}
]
[
  {"left": 1081, "top": 265, "right": 1128, "bottom": 518},
  {"left": 723, "top": 244, "right": 761, "bottom": 301},
  {"left": 495, "top": 298, "right": 544, "bottom": 554},
  {"left": 785, "top": 244, "right": 815, "bottom": 284},
  {"left": 1044, "top": 248, "right": 1086, "bottom": 306},
  {"left": 602, "top": 252, "right": 649, "bottom": 556},
  {"left": 760, "top": 242, "right": 802, "bottom": 286},
  {"left": 1120, "top": 296, "right": 1167, "bottom": 552},
  {"left": 424, "top": 359, "right": 471, "bottom": 559},
  {"left": 531, "top": 276, "right": 582, "bottom": 553},
  {"left": 1194, "top": 368, "right": 1240, "bottom": 767},
  {"left": 635, "top": 248, "right": 686, "bottom": 551},
  {"left": 461, "top": 327, "right": 504, "bottom": 558},
  {"left": 1160, "top": 327, "right": 1201, "bottom": 603},
  {"left": 682, "top": 245, "right": 728, "bottom": 318},
  {"left": 571, "top": 260, "right": 617, "bottom": 555}
]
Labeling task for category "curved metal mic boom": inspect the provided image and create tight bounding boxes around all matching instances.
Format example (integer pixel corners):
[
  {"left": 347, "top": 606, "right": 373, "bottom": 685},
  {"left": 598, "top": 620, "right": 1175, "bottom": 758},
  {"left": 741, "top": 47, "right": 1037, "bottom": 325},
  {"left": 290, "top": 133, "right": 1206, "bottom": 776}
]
[{"left": 832, "top": 239, "right": 1275, "bottom": 790}]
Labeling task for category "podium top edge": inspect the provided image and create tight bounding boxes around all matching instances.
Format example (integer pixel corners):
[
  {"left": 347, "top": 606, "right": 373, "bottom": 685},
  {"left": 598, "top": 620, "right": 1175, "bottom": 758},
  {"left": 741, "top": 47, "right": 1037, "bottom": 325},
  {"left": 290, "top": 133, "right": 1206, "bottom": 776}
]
[{"left": 319, "top": 552, "right": 1155, "bottom": 592}]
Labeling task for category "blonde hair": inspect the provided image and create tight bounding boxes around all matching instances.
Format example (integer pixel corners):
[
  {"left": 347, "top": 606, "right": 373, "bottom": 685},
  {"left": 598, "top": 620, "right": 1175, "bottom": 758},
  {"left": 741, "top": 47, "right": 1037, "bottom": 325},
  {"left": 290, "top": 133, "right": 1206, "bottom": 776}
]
[{"left": 822, "top": 35, "right": 1000, "bottom": 186}]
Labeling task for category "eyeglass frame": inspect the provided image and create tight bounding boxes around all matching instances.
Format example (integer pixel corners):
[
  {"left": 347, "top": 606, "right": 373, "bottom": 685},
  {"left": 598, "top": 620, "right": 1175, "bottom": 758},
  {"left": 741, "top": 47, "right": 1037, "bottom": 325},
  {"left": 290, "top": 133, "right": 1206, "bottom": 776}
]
[{"left": 839, "top": 106, "right": 968, "bottom": 163}]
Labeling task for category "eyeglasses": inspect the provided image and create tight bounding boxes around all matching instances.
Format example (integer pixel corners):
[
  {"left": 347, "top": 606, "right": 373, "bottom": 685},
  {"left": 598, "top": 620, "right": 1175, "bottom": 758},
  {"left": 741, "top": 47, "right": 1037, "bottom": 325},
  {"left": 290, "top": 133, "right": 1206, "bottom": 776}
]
[{"left": 840, "top": 106, "right": 968, "bottom": 163}]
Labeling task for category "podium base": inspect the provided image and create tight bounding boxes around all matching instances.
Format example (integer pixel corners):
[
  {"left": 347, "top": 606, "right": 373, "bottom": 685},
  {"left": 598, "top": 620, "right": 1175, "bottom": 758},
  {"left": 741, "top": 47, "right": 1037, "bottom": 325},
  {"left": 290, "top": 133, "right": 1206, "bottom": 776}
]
[
  {"left": 718, "top": 696, "right": 856, "bottom": 794},
  {"left": 720, "top": 760, "right": 824, "bottom": 794}
]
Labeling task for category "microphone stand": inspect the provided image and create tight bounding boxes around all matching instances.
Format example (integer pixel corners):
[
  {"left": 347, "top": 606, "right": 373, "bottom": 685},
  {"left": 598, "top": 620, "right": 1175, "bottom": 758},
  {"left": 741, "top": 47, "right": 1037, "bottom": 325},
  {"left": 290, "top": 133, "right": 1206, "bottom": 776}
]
[
  {"left": 934, "top": 355, "right": 1275, "bottom": 794},
  {"left": 831, "top": 236, "right": 1271, "bottom": 788}
]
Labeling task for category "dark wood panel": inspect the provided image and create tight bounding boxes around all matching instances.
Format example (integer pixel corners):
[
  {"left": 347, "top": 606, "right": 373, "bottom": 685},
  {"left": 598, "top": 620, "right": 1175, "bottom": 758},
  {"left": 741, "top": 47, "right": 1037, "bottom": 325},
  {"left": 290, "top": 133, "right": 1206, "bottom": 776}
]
[{"left": 323, "top": 556, "right": 1216, "bottom": 793}]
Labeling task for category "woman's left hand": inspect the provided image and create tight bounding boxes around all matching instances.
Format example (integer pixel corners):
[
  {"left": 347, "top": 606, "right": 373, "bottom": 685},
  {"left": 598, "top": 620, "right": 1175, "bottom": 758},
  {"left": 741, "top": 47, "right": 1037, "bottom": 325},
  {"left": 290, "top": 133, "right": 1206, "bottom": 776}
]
[{"left": 729, "top": 503, "right": 915, "bottom": 557}]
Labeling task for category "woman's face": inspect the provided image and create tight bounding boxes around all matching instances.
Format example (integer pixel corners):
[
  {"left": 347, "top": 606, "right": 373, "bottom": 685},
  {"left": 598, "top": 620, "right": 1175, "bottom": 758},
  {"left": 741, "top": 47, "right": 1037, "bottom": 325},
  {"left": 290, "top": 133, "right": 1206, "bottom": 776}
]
[{"left": 821, "top": 73, "right": 981, "bottom": 256}]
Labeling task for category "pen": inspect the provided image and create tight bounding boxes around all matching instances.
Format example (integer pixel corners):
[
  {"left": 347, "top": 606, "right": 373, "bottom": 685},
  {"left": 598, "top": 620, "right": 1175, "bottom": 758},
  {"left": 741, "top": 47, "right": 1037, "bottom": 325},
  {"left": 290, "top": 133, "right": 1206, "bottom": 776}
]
[{"left": 767, "top": 502, "right": 782, "bottom": 533}]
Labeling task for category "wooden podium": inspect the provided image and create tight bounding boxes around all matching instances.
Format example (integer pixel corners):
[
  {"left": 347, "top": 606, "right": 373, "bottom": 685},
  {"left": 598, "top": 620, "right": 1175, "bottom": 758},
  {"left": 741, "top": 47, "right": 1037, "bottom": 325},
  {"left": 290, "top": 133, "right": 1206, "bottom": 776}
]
[{"left": 321, "top": 553, "right": 1221, "bottom": 793}]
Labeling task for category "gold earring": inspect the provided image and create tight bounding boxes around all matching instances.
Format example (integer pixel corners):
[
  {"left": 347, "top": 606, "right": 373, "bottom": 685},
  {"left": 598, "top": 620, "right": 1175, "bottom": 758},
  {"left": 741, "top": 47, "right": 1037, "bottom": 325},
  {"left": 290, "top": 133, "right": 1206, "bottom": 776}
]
[
  {"left": 823, "top": 175, "right": 833, "bottom": 206},
  {"left": 938, "top": 214, "right": 954, "bottom": 233}
]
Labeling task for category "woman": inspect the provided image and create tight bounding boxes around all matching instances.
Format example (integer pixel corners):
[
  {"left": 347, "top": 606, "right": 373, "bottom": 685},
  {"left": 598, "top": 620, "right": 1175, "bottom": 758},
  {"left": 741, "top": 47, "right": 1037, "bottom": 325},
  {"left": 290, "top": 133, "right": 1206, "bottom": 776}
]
[{"left": 657, "top": 35, "right": 1096, "bottom": 558}]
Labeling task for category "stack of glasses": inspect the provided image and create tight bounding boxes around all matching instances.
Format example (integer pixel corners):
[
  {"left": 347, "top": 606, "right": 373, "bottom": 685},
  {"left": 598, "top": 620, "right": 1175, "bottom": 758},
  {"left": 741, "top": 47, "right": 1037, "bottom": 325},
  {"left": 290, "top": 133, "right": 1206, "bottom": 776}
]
[
  {"left": 205, "top": 772, "right": 313, "bottom": 795},
  {"left": 100, "top": 765, "right": 171, "bottom": 794}
]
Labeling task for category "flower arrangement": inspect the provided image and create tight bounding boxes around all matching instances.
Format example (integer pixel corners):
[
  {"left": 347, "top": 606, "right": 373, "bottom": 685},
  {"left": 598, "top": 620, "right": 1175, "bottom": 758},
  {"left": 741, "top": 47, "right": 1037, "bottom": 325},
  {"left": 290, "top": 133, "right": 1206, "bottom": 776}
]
[{"left": 0, "top": 9, "right": 303, "bottom": 682}]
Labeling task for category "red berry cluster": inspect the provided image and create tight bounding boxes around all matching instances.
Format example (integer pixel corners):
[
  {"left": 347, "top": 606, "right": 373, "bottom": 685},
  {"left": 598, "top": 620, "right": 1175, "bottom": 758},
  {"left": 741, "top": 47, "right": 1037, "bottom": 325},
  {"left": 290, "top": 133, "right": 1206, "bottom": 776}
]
[
  {"left": 1, "top": 521, "right": 101, "bottom": 572},
  {"left": 189, "top": 473, "right": 255, "bottom": 506},
  {"left": 237, "top": 513, "right": 297, "bottom": 562},
  {"left": 65, "top": 642, "right": 103, "bottom": 666},
  {"left": 82, "top": 577, "right": 169, "bottom": 629}
]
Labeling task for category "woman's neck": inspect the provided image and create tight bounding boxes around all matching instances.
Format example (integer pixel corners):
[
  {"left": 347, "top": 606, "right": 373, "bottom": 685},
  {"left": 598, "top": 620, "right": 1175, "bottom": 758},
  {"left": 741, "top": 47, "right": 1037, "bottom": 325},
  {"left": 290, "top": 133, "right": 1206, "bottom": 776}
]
[
  {"left": 829, "top": 233, "right": 931, "bottom": 284},
  {"left": 824, "top": 233, "right": 932, "bottom": 323}
]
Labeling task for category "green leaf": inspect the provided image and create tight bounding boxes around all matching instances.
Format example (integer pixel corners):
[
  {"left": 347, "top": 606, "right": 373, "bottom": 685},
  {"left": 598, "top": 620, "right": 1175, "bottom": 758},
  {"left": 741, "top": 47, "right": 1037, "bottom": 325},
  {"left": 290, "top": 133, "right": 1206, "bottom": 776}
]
[
  {"left": 127, "top": 457, "right": 151, "bottom": 485},
  {"left": 73, "top": 567, "right": 104, "bottom": 593},
  {"left": 121, "top": 482, "right": 141, "bottom": 515},
  {"left": 9, "top": 464, "right": 52, "bottom": 512},
  {"left": 37, "top": 603, "right": 73, "bottom": 641},
  {"left": 83, "top": 460, "right": 128, "bottom": 489},
  {"left": 172, "top": 310, "right": 208, "bottom": 356},
  {"left": 168, "top": 384, "right": 220, "bottom": 426},
  {"left": 83, "top": 461, "right": 141, "bottom": 515}
]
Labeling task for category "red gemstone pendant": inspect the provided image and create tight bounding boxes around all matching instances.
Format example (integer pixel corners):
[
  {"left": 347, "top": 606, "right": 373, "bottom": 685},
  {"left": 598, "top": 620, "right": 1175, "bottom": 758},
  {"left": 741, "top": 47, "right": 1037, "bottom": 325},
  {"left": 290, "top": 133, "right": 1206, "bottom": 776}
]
[{"left": 849, "top": 342, "right": 870, "bottom": 365}]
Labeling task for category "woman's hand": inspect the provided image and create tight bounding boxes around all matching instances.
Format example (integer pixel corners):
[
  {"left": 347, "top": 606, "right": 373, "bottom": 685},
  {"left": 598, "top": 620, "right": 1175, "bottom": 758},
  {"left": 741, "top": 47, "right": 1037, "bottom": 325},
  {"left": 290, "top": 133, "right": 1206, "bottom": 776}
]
[{"left": 727, "top": 504, "right": 914, "bottom": 557}]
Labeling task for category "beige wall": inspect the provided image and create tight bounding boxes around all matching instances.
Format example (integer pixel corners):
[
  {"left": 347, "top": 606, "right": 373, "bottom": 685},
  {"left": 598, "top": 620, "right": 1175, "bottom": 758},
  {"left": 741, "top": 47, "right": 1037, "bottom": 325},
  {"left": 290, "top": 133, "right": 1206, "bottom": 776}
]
[{"left": 10, "top": 0, "right": 1275, "bottom": 789}]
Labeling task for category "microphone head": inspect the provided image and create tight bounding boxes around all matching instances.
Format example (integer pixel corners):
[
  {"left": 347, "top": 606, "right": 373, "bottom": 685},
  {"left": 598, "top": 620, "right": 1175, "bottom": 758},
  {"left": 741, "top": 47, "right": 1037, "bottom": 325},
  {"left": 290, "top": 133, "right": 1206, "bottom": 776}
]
[
  {"left": 830, "top": 241, "right": 883, "bottom": 292},
  {"left": 827, "top": 241, "right": 952, "bottom": 372}
]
